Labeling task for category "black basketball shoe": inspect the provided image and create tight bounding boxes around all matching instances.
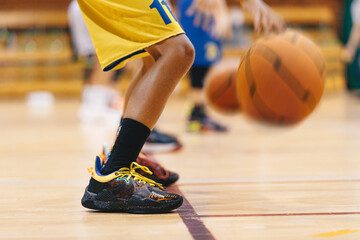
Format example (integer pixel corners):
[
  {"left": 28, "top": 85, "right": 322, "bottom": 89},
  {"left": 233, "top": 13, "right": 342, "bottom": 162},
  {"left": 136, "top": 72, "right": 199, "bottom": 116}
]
[
  {"left": 81, "top": 157, "right": 183, "bottom": 213},
  {"left": 187, "top": 104, "right": 228, "bottom": 132},
  {"left": 142, "top": 128, "right": 183, "bottom": 153}
]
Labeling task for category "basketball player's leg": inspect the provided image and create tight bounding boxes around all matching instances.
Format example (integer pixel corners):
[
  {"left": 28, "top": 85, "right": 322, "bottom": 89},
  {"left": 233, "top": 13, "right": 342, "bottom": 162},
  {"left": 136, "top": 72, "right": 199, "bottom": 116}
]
[
  {"left": 122, "top": 56, "right": 155, "bottom": 115},
  {"left": 124, "top": 34, "right": 194, "bottom": 128},
  {"left": 187, "top": 66, "right": 228, "bottom": 132},
  {"left": 103, "top": 55, "right": 181, "bottom": 185},
  {"left": 82, "top": 35, "right": 194, "bottom": 213},
  {"left": 122, "top": 56, "right": 183, "bottom": 154},
  {"left": 102, "top": 34, "right": 194, "bottom": 174},
  {"left": 189, "top": 66, "right": 208, "bottom": 107},
  {"left": 79, "top": 0, "right": 193, "bottom": 213}
]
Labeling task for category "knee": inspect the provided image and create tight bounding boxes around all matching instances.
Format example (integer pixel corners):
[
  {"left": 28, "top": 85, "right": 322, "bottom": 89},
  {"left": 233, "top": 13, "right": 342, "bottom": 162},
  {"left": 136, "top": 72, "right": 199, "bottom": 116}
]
[
  {"left": 173, "top": 36, "right": 195, "bottom": 67},
  {"left": 146, "top": 34, "right": 195, "bottom": 70},
  {"left": 158, "top": 35, "right": 195, "bottom": 68}
]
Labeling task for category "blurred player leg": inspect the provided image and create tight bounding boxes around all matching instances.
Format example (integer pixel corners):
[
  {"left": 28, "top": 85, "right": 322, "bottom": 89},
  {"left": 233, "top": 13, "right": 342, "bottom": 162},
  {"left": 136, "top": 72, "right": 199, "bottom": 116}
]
[
  {"left": 177, "top": 0, "right": 228, "bottom": 132},
  {"left": 68, "top": 0, "right": 123, "bottom": 124},
  {"left": 188, "top": 66, "right": 228, "bottom": 132}
]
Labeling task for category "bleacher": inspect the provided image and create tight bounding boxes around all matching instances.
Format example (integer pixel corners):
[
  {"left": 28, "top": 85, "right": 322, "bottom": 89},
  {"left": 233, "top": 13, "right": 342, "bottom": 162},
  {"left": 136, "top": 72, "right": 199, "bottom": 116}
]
[
  {"left": 0, "top": 5, "right": 345, "bottom": 97},
  {"left": 0, "top": 9, "right": 84, "bottom": 97}
]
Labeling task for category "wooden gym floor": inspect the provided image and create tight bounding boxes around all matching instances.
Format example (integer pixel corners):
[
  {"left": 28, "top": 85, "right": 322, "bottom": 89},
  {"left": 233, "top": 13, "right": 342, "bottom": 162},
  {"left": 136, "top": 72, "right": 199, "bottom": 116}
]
[{"left": 0, "top": 92, "right": 359, "bottom": 240}]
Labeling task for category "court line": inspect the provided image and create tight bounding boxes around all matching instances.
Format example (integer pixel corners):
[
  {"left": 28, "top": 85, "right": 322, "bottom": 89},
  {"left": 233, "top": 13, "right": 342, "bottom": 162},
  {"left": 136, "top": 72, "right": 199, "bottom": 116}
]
[
  {"left": 313, "top": 229, "right": 360, "bottom": 237},
  {"left": 1, "top": 176, "right": 360, "bottom": 186},
  {"left": 168, "top": 185, "right": 215, "bottom": 240},
  {"left": 198, "top": 212, "right": 360, "bottom": 218},
  {"left": 178, "top": 176, "right": 360, "bottom": 186},
  {"left": 0, "top": 180, "right": 87, "bottom": 186}
]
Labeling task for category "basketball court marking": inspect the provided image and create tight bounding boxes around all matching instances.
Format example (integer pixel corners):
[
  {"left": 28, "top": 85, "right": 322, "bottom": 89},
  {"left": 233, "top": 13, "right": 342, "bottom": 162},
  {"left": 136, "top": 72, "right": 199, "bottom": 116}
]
[
  {"left": 198, "top": 212, "right": 360, "bottom": 218},
  {"left": 168, "top": 185, "right": 215, "bottom": 240},
  {"left": 313, "top": 229, "right": 360, "bottom": 238},
  {"left": 1, "top": 175, "right": 360, "bottom": 186},
  {"left": 168, "top": 174, "right": 360, "bottom": 239},
  {"left": 178, "top": 175, "right": 360, "bottom": 185}
]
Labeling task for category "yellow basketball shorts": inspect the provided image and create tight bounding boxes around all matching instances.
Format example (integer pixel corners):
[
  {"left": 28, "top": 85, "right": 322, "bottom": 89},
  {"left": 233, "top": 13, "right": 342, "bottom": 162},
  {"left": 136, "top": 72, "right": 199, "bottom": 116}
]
[{"left": 77, "top": 0, "right": 185, "bottom": 71}]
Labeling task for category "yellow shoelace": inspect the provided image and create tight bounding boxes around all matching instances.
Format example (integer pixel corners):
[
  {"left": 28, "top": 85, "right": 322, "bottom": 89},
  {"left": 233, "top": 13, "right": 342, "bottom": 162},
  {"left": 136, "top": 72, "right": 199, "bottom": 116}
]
[{"left": 117, "top": 162, "right": 163, "bottom": 189}]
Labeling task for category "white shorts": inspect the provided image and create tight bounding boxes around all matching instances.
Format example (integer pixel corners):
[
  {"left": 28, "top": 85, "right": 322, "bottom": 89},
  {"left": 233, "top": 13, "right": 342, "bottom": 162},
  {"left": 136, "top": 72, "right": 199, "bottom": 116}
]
[{"left": 68, "top": 0, "right": 95, "bottom": 56}]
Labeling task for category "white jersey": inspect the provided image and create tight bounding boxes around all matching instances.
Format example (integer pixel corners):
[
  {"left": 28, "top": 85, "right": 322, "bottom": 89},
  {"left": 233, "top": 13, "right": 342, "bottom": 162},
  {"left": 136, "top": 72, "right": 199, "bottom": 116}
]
[
  {"left": 68, "top": 0, "right": 95, "bottom": 56},
  {"left": 351, "top": 0, "right": 360, "bottom": 25}
]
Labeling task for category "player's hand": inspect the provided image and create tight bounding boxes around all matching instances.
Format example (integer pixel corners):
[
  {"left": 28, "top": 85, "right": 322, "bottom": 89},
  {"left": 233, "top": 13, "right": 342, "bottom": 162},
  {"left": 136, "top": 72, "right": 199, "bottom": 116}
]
[
  {"left": 186, "top": 0, "right": 233, "bottom": 39},
  {"left": 212, "top": 0, "right": 233, "bottom": 39},
  {"left": 341, "top": 47, "right": 355, "bottom": 63},
  {"left": 242, "top": 0, "right": 286, "bottom": 36},
  {"left": 186, "top": 0, "right": 217, "bottom": 16}
]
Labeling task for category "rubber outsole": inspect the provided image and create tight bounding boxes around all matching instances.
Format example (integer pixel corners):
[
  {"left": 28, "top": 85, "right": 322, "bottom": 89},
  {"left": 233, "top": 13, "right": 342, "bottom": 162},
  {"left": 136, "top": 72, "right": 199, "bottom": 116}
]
[
  {"left": 142, "top": 143, "right": 182, "bottom": 153},
  {"left": 81, "top": 187, "right": 183, "bottom": 214}
]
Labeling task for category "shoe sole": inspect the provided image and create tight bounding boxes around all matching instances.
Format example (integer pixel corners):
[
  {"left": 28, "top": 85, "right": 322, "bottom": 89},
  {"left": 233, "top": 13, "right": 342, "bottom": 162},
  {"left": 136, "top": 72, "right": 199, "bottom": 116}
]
[
  {"left": 161, "top": 173, "right": 179, "bottom": 187},
  {"left": 187, "top": 124, "right": 228, "bottom": 133},
  {"left": 142, "top": 143, "right": 182, "bottom": 153},
  {"left": 81, "top": 187, "right": 183, "bottom": 214}
]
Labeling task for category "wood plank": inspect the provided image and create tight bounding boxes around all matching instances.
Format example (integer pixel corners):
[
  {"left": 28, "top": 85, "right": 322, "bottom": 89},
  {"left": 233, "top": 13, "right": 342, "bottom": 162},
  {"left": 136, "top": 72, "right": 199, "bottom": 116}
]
[{"left": 0, "top": 93, "right": 359, "bottom": 239}]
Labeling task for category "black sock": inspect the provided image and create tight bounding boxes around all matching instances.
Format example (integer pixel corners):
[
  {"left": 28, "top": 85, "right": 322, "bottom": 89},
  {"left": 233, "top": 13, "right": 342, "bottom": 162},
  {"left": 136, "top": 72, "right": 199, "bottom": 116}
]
[
  {"left": 101, "top": 118, "right": 151, "bottom": 175},
  {"left": 191, "top": 104, "right": 206, "bottom": 118}
]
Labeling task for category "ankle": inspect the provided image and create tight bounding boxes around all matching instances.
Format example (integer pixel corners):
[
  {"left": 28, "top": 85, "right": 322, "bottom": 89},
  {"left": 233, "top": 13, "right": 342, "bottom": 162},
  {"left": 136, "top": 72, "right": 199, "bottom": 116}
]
[{"left": 190, "top": 104, "right": 206, "bottom": 119}]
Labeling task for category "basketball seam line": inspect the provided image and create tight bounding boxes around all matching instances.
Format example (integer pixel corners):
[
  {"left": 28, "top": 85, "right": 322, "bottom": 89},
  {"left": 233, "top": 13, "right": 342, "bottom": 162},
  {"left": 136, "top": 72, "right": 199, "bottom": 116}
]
[
  {"left": 253, "top": 43, "right": 317, "bottom": 111},
  {"left": 244, "top": 47, "right": 286, "bottom": 123},
  {"left": 287, "top": 32, "right": 326, "bottom": 77},
  {"left": 210, "top": 74, "right": 234, "bottom": 105}
]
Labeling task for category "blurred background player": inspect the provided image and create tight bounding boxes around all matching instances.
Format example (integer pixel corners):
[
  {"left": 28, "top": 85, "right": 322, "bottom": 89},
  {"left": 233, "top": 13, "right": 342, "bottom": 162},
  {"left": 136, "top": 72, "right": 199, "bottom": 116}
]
[
  {"left": 68, "top": 0, "right": 123, "bottom": 124},
  {"left": 177, "top": 0, "right": 231, "bottom": 132},
  {"left": 177, "top": 0, "right": 284, "bottom": 133},
  {"left": 345, "top": 0, "right": 360, "bottom": 62},
  {"left": 68, "top": 0, "right": 182, "bottom": 152},
  {"left": 342, "top": 0, "right": 360, "bottom": 63},
  {"left": 342, "top": 0, "right": 360, "bottom": 90}
]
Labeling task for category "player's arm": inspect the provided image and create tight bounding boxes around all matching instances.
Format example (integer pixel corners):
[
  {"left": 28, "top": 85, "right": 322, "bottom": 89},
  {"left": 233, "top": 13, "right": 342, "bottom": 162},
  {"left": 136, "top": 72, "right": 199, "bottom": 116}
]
[
  {"left": 240, "top": 0, "right": 285, "bottom": 35},
  {"left": 343, "top": 24, "right": 360, "bottom": 62},
  {"left": 186, "top": 0, "right": 285, "bottom": 37}
]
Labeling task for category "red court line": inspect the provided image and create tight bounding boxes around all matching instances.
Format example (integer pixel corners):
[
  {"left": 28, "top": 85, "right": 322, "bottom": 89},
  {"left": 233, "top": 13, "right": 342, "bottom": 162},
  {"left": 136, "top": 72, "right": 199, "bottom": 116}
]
[
  {"left": 199, "top": 212, "right": 360, "bottom": 218},
  {"left": 168, "top": 185, "right": 215, "bottom": 240},
  {"left": 178, "top": 178, "right": 360, "bottom": 186}
]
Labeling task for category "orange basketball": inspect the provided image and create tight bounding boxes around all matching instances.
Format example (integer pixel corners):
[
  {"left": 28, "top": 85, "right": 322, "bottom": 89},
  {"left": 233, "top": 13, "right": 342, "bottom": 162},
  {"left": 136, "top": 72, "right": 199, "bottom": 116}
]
[
  {"left": 237, "top": 30, "right": 326, "bottom": 125},
  {"left": 205, "top": 59, "right": 241, "bottom": 114}
]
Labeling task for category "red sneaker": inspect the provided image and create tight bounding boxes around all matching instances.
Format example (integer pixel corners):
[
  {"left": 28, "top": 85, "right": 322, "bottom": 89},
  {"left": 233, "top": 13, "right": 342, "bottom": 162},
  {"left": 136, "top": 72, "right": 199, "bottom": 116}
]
[
  {"left": 136, "top": 152, "right": 179, "bottom": 187},
  {"left": 101, "top": 145, "right": 179, "bottom": 187}
]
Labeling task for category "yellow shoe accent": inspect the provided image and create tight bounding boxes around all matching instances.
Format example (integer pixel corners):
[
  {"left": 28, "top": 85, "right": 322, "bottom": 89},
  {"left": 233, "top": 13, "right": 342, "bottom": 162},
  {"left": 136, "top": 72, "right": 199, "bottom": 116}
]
[
  {"left": 187, "top": 121, "right": 202, "bottom": 132},
  {"left": 88, "top": 159, "right": 163, "bottom": 189}
]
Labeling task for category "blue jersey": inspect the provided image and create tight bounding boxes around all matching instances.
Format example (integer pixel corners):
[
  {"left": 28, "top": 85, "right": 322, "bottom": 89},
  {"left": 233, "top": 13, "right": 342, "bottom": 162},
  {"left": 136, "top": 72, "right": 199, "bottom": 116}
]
[{"left": 177, "top": 0, "right": 223, "bottom": 67}]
